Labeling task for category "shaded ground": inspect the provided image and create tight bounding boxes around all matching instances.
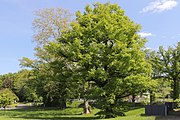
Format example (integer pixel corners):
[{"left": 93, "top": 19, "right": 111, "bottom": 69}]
[
  {"left": 156, "top": 116, "right": 180, "bottom": 120},
  {"left": 156, "top": 109, "right": 180, "bottom": 120}
]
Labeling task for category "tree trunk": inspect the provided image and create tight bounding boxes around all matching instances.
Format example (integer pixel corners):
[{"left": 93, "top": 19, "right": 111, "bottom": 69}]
[
  {"left": 173, "top": 79, "right": 179, "bottom": 100},
  {"left": 59, "top": 98, "right": 66, "bottom": 109},
  {"left": 132, "top": 95, "right": 136, "bottom": 103},
  {"left": 84, "top": 99, "right": 90, "bottom": 114},
  {"left": 150, "top": 91, "right": 155, "bottom": 105},
  {"left": 43, "top": 96, "right": 66, "bottom": 108},
  {"left": 82, "top": 81, "right": 91, "bottom": 114}
]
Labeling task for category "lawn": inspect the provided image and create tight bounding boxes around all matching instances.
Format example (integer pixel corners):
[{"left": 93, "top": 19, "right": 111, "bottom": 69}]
[
  {"left": 0, "top": 102, "right": 157, "bottom": 120},
  {"left": 113, "top": 108, "right": 156, "bottom": 120},
  {"left": 0, "top": 107, "right": 157, "bottom": 120}
]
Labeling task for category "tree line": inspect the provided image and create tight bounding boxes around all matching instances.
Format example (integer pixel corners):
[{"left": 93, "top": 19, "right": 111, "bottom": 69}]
[{"left": 0, "top": 3, "right": 179, "bottom": 118}]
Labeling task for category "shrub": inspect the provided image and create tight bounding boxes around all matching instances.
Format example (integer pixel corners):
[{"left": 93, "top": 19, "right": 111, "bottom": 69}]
[{"left": 0, "top": 88, "right": 19, "bottom": 109}]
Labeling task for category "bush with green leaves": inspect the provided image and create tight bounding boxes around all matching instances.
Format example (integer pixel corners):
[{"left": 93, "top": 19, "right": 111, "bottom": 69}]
[{"left": 0, "top": 88, "right": 19, "bottom": 109}]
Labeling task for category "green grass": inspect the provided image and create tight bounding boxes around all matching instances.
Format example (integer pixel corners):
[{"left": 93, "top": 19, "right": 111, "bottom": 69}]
[
  {"left": 112, "top": 108, "right": 156, "bottom": 120},
  {"left": 0, "top": 107, "right": 99, "bottom": 120},
  {"left": 0, "top": 107, "right": 157, "bottom": 120},
  {"left": 0, "top": 102, "right": 158, "bottom": 120}
]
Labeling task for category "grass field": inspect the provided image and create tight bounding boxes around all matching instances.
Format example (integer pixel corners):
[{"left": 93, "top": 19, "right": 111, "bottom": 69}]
[
  {"left": 0, "top": 102, "right": 157, "bottom": 120},
  {"left": 0, "top": 108, "right": 156, "bottom": 120}
]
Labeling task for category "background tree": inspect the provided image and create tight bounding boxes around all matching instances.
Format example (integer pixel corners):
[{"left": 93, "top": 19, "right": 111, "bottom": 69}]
[
  {"left": 0, "top": 79, "right": 2, "bottom": 88},
  {"left": 0, "top": 73, "right": 15, "bottom": 89},
  {"left": 146, "top": 42, "right": 180, "bottom": 102},
  {"left": 14, "top": 70, "right": 40, "bottom": 103},
  {"left": 155, "top": 43, "right": 180, "bottom": 100},
  {"left": 146, "top": 49, "right": 173, "bottom": 104},
  {"left": 32, "top": 7, "right": 71, "bottom": 45},
  {"left": 20, "top": 7, "right": 77, "bottom": 108}
]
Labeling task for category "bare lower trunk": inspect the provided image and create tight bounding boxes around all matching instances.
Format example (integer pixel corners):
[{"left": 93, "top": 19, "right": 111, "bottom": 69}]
[
  {"left": 150, "top": 91, "right": 155, "bottom": 105},
  {"left": 84, "top": 100, "right": 90, "bottom": 114},
  {"left": 132, "top": 95, "right": 136, "bottom": 103}
]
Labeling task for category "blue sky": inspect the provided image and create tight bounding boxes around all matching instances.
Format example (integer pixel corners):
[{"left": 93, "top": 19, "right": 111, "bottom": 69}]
[{"left": 0, "top": 0, "right": 179, "bottom": 74}]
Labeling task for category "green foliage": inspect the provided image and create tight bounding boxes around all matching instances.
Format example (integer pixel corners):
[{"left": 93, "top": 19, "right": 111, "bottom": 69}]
[
  {"left": 0, "top": 79, "right": 2, "bottom": 88},
  {"left": 13, "top": 70, "right": 40, "bottom": 102},
  {"left": 20, "top": 7, "right": 77, "bottom": 108},
  {"left": 0, "top": 88, "right": 19, "bottom": 108},
  {"left": 0, "top": 70, "right": 40, "bottom": 103},
  {"left": 155, "top": 78, "right": 172, "bottom": 102},
  {"left": 0, "top": 73, "right": 15, "bottom": 89},
  {"left": 149, "top": 42, "right": 180, "bottom": 100},
  {"left": 49, "top": 2, "right": 153, "bottom": 117}
]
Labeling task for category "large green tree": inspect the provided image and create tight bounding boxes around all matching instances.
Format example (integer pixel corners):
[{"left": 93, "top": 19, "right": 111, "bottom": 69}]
[{"left": 47, "top": 3, "right": 152, "bottom": 117}]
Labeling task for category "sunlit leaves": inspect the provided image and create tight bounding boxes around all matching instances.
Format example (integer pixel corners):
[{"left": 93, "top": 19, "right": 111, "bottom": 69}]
[{"left": 55, "top": 2, "right": 152, "bottom": 117}]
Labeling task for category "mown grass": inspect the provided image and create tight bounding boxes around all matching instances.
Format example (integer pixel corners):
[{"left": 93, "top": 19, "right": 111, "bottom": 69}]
[
  {"left": 0, "top": 108, "right": 98, "bottom": 120},
  {"left": 113, "top": 108, "right": 156, "bottom": 120},
  {"left": 0, "top": 102, "right": 158, "bottom": 120},
  {"left": 0, "top": 107, "right": 157, "bottom": 120}
]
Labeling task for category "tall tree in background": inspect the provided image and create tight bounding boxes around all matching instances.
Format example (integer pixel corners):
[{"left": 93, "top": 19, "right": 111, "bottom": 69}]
[
  {"left": 155, "top": 43, "right": 180, "bottom": 100},
  {"left": 146, "top": 50, "right": 160, "bottom": 104},
  {"left": 21, "top": 7, "right": 75, "bottom": 108},
  {"left": 32, "top": 8, "right": 71, "bottom": 45},
  {"left": 47, "top": 3, "right": 153, "bottom": 117},
  {"left": 147, "top": 42, "right": 180, "bottom": 101}
]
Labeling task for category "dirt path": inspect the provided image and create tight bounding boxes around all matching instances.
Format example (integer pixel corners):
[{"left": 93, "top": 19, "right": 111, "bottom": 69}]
[{"left": 0, "top": 103, "right": 34, "bottom": 110}]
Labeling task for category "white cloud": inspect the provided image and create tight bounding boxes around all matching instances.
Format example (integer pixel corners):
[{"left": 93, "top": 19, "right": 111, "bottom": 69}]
[
  {"left": 138, "top": 32, "right": 153, "bottom": 37},
  {"left": 140, "top": 0, "right": 178, "bottom": 13}
]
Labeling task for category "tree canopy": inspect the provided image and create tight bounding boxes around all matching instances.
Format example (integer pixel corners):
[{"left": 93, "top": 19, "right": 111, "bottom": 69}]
[{"left": 45, "top": 3, "right": 153, "bottom": 117}]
